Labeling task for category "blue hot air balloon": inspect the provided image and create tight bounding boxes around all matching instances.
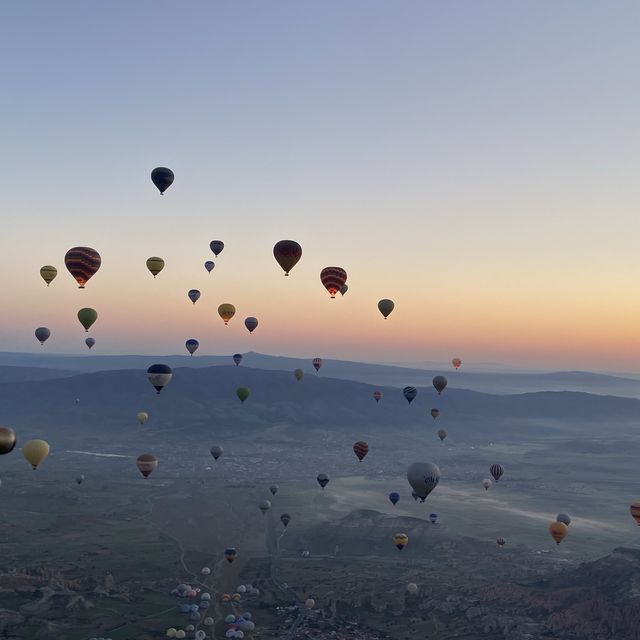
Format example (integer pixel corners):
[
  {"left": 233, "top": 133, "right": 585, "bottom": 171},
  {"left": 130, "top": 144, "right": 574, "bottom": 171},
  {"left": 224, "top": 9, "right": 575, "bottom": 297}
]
[
  {"left": 403, "top": 386, "right": 417, "bottom": 404},
  {"left": 389, "top": 492, "right": 400, "bottom": 506},
  {"left": 429, "top": 512, "right": 438, "bottom": 524},
  {"left": 204, "top": 260, "right": 215, "bottom": 273}
]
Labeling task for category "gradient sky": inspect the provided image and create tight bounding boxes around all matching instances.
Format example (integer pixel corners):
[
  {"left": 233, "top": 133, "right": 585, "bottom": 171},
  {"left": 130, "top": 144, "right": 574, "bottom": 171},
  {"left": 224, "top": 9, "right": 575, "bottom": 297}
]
[{"left": 1, "top": 2, "right": 639, "bottom": 371}]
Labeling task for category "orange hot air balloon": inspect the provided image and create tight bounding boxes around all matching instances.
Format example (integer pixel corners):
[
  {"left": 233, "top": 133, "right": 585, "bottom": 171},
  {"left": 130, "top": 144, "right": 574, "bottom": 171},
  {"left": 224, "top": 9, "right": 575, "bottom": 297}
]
[
  {"left": 630, "top": 502, "right": 640, "bottom": 525},
  {"left": 320, "top": 267, "right": 347, "bottom": 298},
  {"left": 549, "top": 521, "right": 568, "bottom": 545},
  {"left": 218, "top": 304, "right": 236, "bottom": 325}
]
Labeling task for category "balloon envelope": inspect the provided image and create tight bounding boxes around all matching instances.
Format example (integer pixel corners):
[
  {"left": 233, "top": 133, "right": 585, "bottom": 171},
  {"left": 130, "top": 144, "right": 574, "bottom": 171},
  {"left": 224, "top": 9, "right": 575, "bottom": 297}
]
[
  {"left": 549, "top": 521, "right": 568, "bottom": 544},
  {"left": 378, "top": 299, "right": 395, "bottom": 319},
  {"left": 185, "top": 339, "right": 199, "bottom": 356},
  {"left": 85, "top": 337, "right": 95, "bottom": 349},
  {"left": 151, "top": 167, "right": 174, "bottom": 194},
  {"left": 433, "top": 376, "right": 448, "bottom": 394},
  {"left": 35, "top": 327, "right": 50, "bottom": 345},
  {"left": 437, "top": 429, "right": 447, "bottom": 442},
  {"left": 204, "top": 260, "right": 215, "bottom": 273},
  {"left": 65, "top": 247, "right": 101, "bottom": 288},
  {"left": 40, "top": 265, "right": 57, "bottom": 286},
  {"left": 353, "top": 441, "right": 369, "bottom": 461},
  {"left": 210, "top": 445, "right": 223, "bottom": 460},
  {"left": 244, "top": 317, "right": 258, "bottom": 333},
  {"left": 146, "top": 257, "right": 165, "bottom": 277},
  {"left": 407, "top": 462, "right": 441, "bottom": 501},
  {"left": 490, "top": 464, "right": 504, "bottom": 482},
  {"left": 147, "top": 364, "right": 173, "bottom": 394},
  {"left": 393, "top": 533, "right": 408, "bottom": 550},
  {"left": 233, "top": 353, "right": 243, "bottom": 366},
  {"left": 0, "top": 427, "right": 17, "bottom": 455},
  {"left": 218, "top": 303, "right": 236, "bottom": 324},
  {"left": 137, "top": 412, "right": 148, "bottom": 425},
  {"left": 452, "top": 357, "right": 462, "bottom": 370},
  {"left": 320, "top": 267, "right": 347, "bottom": 298},
  {"left": 388, "top": 491, "right": 400, "bottom": 506},
  {"left": 273, "top": 240, "right": 302, "bottom": 275},
  {"left": 137, "top": 453, "right": 158, "bottom": 478},
  {"left": 556, "top": 513, "right": 571, "bottom": 526},
  {"left": 312, "top": 358, "right": 323, "bottom": 372},
  {"left": 294, "top": 368, "right": 304, "bottom": 381},
  {"left": 236, "top": 387, "right": 250, "bottom": 403},
  {"left": 317, "top": 473, "right": 329, "bottom": 489},
  {"left": 77, "top": 308, "right": 98, "bottom": 332},
  {"left": 403, "top": 386, "right": 417, "bottom": 404},
  {"left": 280, "top": 513, "right": 291, "bottom": 527},
  {"left": 210, "top": 240, "right": 224, "bottom": 257},
  {"left": 22, "top": 439, "right": 50, "bottom": 469},
  {"left": 188, "top": 289, "right": 201, "bottom": 304}
]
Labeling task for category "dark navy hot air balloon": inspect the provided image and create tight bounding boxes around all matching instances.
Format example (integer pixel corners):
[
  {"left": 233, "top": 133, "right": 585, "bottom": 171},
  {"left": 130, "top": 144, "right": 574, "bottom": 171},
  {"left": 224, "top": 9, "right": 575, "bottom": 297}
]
[
  {"left": 151, "top": 167, "right": 174, "bottom": 194},
  {"left": 403, "top": 386, "right": 417, "bottom": 404},
  {"left": 388, "top": 492, "right": 400, "bottom": 506}
]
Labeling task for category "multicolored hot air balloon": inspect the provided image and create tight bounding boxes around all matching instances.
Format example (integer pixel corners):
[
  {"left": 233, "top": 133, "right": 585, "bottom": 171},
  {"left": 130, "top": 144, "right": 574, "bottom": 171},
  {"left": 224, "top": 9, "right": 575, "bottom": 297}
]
[
  {"left": 320, "top": 267, "right": 347, "bottom": 298},
  {"left": 151, "top": 167, "right": 174, "bottom": 194},
  {"left": 556, "top": 513, "right": 571, "bottom": 526},
  {"left": 204, "top": 260, "right": 215, "bottom": 273},
  {"left": 482, "top": 478, "right": 492, "bottom": 491},
  {"left": 78, "top": 308, "right": 97, "bottom": 332},
  {"left": 630, "top": 503, "right": 640, "bottom": 525},
  {"left": 85, "top": 337, "right": 95, "bottom": 349},
  {"left": 22, "top": 439, "right": 50, "bottom": 469},
  {"left": 210, "top": 445, "right": 223, "bottom": 460},
  {"left": 452, "top": 357, "right": 462, "bottom": 370},
  {"left": 373, "top": 390, "right": 382, "bottom": 403},
  {"left": 236, "top": 387, "right": 250, "bottom": 404},
  {"left": 146, "top": 257, "right": 165, "bottom": 277},
  {"left": 136, "top": 453, "right": 157, "bottom": 478},
  {"left": 137, "top": 412, "right": 148, "bottom": 425},
  {"left": 147, "top": 364, "right": 173, "bottom": 394},
  {"left": 35, "top": 327, "right": 50, "bottom": 345},
  {"left": 210, "top": 240, "right": 224, "bottom": 257},
  {"left": 433, "top": 376, "right": 448, "bottom": 394},
  {"left": 224, "top": 547, "right": 237, "bottom": 563},
  {"left": 393, "top": 533, "right": 408, "bottom": 551},
  {"left": 185, "top": 339, "right": 199, "bottom": 356},
  {"left": 65, "top": 247, "right": 101, "bottom": 288},
  {"left": 273, "top": 240, "right": 302, "bottom": 276},
  {"left": 312, "top": 358, "right": 322, "bottom": 372},
  {"left": 403, "top": 386, "right": 417, "bottom": 404},
  {"left": 0, "top": 427, "right": 17, "bottom": 455},
  {"left": 294, "top": 368, "right": 304, "bottom": 382},
  {"left": 244, "top": 317, "right": 258, "bottom": 333},
  {"left": 549, "top": 521, "right": 568, "bottom": 545},
  {"left": 233, "top": 353, "right": 243, "bottom": 366},
  {"left": 407, "top": 462, "right": 440, "bottom": 501},
  {"left": 188, "top": 289, "right": 201, "bottom": 304},
  {"left": 388, "top": 492, "right": 400, "bottom": 506},
  {"left": 353, "top": 441, "right": 369, "bottom": 461},
  {"left": 280, "top": 513, "right": 291, "bottom": 528},
  {"left": 218, "top": 303, "right": 236, "bottom": 325},
  {"left": 40, "top": 265, "right": 57, "bottom": 286},
  {"left": 490, "top": 464, "right": 504, "bottom": 482},
  {"left": 430, "top": 408, "right": 440, "bottom": 420},
  {"left": 317, "top": 473, "right": 329, "bottom": 489},
  {"left": 378, "top": 299, "right": 395, "bottom": 319},
  {"left": 437, "top": 429, "right": 447, "bottom": 442}
]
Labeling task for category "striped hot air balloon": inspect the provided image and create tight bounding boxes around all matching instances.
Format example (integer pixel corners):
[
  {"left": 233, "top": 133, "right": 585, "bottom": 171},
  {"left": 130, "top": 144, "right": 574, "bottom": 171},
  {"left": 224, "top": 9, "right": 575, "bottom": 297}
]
[
  {"left": 403, "top": 386, "right": 417, "bottom": 404},
  {"left": 353, "top": 441, "right": 369, "bottom": 461},
  {"left": 393, "top": 533, "right": 408, "bottom": 551},
  {"left": 312, "top": 357, "right": 322, "bottom": 372},
  {"left": 320, "top": 267, "right": 347, "bottom": 298},
  {"left": 64, "top": 247, "right": 101, "bottom": 288},
  {"left": 490, "top": 464, "right": 504, "bottom": 482}
]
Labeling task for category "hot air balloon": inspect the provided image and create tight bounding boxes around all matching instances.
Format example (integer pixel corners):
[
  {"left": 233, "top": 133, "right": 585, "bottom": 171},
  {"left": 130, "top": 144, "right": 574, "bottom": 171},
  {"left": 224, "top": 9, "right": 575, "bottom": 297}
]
[
  {"left": 137, "top": 412, "right": 148, "bottom": 425},
  {"left": 224, "top": 547, "right": 237, "bottom": 563},
  {"left": 407, "top": 583, "right": 418, "bottom": 594},
  {"left": 77, "top": 308, "right": 97, "bottom": 332},
  {"left": 210, "top": 445, "right": 223, "bottom": 460},
  {"left": 259, "top": 500, "right": 271, "bottom": 515},
  {"left": 429, "top": 512, "right": 438, "bottom": 524},
  {"left": 188, "top": 289, "right": 201, "bottom": 304},
  {"left": 393, "top": 533, "right": 408, "bottom": 551},
  {"left": 353, "top": 441, "right": 369, "bottom": 461},
  {"left": 373, "top": 390, "right": 382, "bottom": 403},
  {"left": 0, "top": 427, "right": 17, "bottom": 455},
  {"left": 490, "top": 464, "right": 504, "bottom": 482},
  {"left": 403, "top": 386, "right": 417, "bottom": 404},
  {"left": 273, "top": 240, "right": 302, "bottom": 275},
  {"left": 452, "top": 357, "right": 462, "bottom": 370},
  {"left": 430, "top": 408, "right": 440, "bottom": 420},
  {"left": 549, "top": 521, "right": 568, "bottom": 545},
  {"left": 201, "top": 567, "right": 211, "bottom": 575},
  {"left": 407, "top": 462, "right": 441, "bottom": 501},
  {"left": 630, "top": 503, "right": 640, "bottom": 525},
  {"left": 339, "top": 284, "right": 348, "bottom": 296},
  {"left": 64, "top": 247, "right": 101, "bottom": 288},
  {"left": 433, "top": 376, "right": 448, "bottom": 394},
  {"left": 218, "top": 303, "right": 236, "bottom": 325},
  {"left": 204, "top": 260, "right": 215, "bottom": 273},
  {"left": 233, "top": 353, "right": 243, "bottom": 366},
  {"left": 320, "top": 267, "right": 347, "bottom": 298},
  {"left": 437, "top": 429, "right": 447, "bottom": 442},
  {"left": 85, "top": 337, "right": 95, "bottom": 349},
  {"left": 35, "top": 327, "right": 50, "bottom": 345},
  {"left": 244, "top": 317, "right": 258, "bottom": 333},
  {"left": 151, "top": 167, "right": 174, "bottom": 194},
  {"left": 40, "top": 265, "right": 57, "bottom": 286},
  {"left": 388, "top": 492, "right": 400, "bottom": 506},
  {"left": 22, "top": 439, "right": 50, "bottom": 469},
  {"left": 185, "top": 339, "right": 199, "bottom": 356},
  {"left": 556, "top": 513, "right": 571, "bottom": 526},
  {"left": 210, "top": 240, "right": 224, "bottom": 257},
  {"left": 294, "top": 368, "right": 304, "bottom": 382},
  {"left": 317, "top": 473, "right": 329, "bottom": 489},
  {"left": 497, "top": 537, "right": 506, "bottom": 548},
  {"left": 269, "top": 484, "right": 279, "bottom": 496},
  {"left": 147, "top": 364, "right": 173, "bottom": 394},
  {"left": 482, "top": 478, "right": 492, "bottom": 491},
  {"left": 280, "top": 513, "right": 291, "bottom": 527},
  {"left": 378, "top": 299, "right": 395, "bottom": 319},
  {"left": 136, "top": 453, "right": 157, "bottom": 478},
  {"left": 146, "top": 257, "right": 165, "bottom": 277},
  {"left": 236, "top": 387, "right": 250, "bottom": 404},
  {"left": 76, "top": 474, "right": 85, "bottom": 485},
  {"left": 305, "top": 598, "right": 315, "bottom": 610},
  {"left": 312, "top": 358, "right": 322, "bottom": 372}
]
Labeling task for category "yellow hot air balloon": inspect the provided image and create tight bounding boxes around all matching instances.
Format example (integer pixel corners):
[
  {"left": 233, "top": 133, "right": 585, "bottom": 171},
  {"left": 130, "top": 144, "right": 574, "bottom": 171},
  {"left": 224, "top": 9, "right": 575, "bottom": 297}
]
[
  {"left": 146, "top": 257, "right": 165, "bottom": 277},
  {"left": 39, "top": 265, "right": 57, "bottom": 286},
  {"left": 22, "top": 439, "right": 50, "bottom": 469},
  {"left": 218, "top": 303, "right": 236, "bottom": 325},
  {"left": 549, "top": 521, "right": 568, "bottom": 545},
  {"left": 393, "top": 532, "right": 408, "bottom": 550},
  {"left": 137, "top": 412, "right": 149, "bottom": 425}
]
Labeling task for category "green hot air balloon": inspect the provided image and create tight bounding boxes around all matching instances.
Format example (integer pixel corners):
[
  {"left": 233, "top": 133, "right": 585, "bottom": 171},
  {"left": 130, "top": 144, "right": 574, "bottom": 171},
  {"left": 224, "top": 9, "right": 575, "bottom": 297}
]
[
  {"left": 236, "top": 387, "right": 250, "bottom": 404},
  {"left": 378, "top": 299, "right": 395, "bottom": 319},
  {"left": 77, "top": 308, "right": 98, "bottom": 332}
]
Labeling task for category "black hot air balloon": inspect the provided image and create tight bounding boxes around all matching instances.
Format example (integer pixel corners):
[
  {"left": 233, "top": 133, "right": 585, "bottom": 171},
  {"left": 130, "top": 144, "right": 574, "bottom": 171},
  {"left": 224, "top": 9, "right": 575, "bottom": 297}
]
[{"left": 151, "top": 167, "right": 174, "bottom": 194}]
